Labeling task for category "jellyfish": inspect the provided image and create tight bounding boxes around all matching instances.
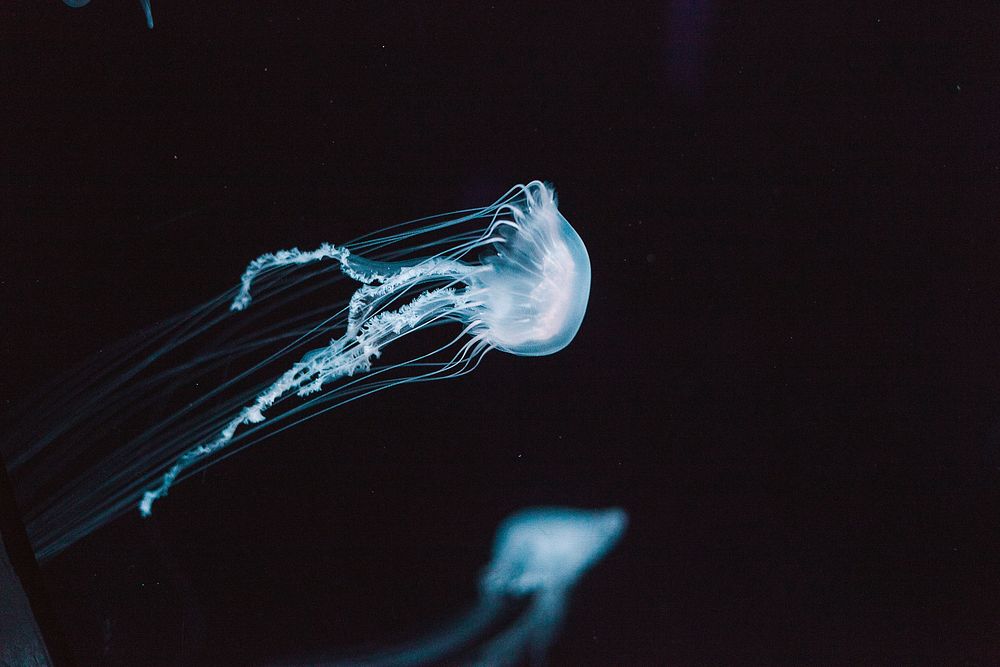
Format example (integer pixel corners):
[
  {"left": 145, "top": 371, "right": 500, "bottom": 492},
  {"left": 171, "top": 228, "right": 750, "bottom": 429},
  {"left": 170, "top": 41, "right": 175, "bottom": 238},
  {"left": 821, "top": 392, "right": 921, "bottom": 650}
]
[
  {"left": 61, "top": 0, "right": 154, "bottom": 29},
  {"left": 3, "top": 181, "right": 591, "bottom": 559},
  {"left": 327, "top": 506, "right": 627, "bottom": 667},
  {"left": 139, "top": 180, "right": 590, "bottom": 514}
]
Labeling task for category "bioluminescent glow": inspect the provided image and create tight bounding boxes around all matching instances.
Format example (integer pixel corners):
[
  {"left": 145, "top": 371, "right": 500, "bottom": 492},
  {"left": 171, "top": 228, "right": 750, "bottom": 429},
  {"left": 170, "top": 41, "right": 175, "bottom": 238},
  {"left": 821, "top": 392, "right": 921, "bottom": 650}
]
[
  {"left": 139, "top": 0, "right": 153, "bottom": 28},
  {"left": 331, "top": 507, "right": 627, "bottom": 667},
  {"left": 3, "top": 182, "right": 590, "bottom": 559},
  {"left": 62, "top": 0, "right": 154, "bottom": 29}
]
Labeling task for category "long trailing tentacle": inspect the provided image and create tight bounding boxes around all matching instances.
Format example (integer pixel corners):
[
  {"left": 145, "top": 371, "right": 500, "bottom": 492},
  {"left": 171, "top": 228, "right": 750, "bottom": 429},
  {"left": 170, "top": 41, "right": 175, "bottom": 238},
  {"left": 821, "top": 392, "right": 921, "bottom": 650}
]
[
  {"left": 7, "top": 189, "right": 527, "bottom": 558},
  {"left": 139, "top": 260, "right": 478, "bottom": 515},
  {"left": 232, "top": 243, "right": 370, "bottom": 311}
]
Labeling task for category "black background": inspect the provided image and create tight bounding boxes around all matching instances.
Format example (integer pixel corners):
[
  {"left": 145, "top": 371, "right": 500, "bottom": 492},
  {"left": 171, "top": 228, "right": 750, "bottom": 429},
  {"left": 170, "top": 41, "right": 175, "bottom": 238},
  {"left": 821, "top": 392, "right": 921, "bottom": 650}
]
[{"left": 3, "top": 1, "right": 1000, "bottom": 664}]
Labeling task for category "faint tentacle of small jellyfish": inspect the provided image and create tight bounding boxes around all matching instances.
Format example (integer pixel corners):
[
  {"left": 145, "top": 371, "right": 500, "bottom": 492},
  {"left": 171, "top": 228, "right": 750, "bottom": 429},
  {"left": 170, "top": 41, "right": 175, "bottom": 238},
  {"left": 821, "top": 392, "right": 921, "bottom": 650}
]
[
  {"left": 137, "top": 181, "right": 591, "bottom": 515},
  {"left": 61, "top": 0, "right": 153, "bottom": 29},
  {"left": 139, "top": 0, "right": 153, "bottom": 29},
  {"left": 330, "top": 507, "right": 627, "bottom": 667}
]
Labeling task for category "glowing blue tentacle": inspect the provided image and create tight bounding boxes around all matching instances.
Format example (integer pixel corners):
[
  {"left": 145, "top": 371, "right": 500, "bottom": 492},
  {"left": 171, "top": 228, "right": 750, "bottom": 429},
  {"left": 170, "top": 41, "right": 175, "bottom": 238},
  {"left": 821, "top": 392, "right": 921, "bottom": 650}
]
[
  {"left": 345, "top": 257, "right": 475, "bottom": 336},
  {"left": 231, "top": 241, "right": 476, "bottom": 312},
  {"left": 66, "top": 0, "right": 153, "bottom": 27},
  {"left": 473, "top": 591, "right": 567, "bottom": 667},
  {"left": 232, "top": 243, "right": 358, "bottom": 311},
  {"left": 335, "top": 597, "right": 505, "bottom": 667},
  {"left": 139, "top": 0, "right": 153, "bottom": 28},
  {"left": 139, "top": 282, "right": 474, "bottom": 516}
]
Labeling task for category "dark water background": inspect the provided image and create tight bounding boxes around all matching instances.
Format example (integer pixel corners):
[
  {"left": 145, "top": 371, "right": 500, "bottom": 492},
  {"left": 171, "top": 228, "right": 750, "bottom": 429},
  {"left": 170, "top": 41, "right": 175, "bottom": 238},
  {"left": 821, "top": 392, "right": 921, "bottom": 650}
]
[{"left": 2, "top": 2, "right": 1000, "bottom": 664}]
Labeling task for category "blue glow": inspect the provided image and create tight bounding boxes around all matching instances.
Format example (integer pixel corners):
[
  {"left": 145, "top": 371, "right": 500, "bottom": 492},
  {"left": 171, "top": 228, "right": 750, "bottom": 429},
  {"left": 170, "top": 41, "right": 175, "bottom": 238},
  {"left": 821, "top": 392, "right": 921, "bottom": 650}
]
[
  {"left": 330, "top": 507, "right": 627, "bottom": 666},
  {"left": 472, "top": 506, "right": 628, "bottom": 666},
  {"left": 5, "top": 182, "right": 590, "bottom": 558},
  {"left": 61, "top": 0, "right": 154, "bottom": 29},
  {"left": 139, "top": 0, "right": 153, "bottom": 29}
]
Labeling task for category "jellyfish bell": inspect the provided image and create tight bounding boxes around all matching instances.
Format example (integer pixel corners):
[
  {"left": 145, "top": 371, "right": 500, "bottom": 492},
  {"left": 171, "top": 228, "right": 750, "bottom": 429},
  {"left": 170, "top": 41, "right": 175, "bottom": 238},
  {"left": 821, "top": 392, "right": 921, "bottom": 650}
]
[{"left": 474, "top": 182, "right": 592, "bottom": 357}]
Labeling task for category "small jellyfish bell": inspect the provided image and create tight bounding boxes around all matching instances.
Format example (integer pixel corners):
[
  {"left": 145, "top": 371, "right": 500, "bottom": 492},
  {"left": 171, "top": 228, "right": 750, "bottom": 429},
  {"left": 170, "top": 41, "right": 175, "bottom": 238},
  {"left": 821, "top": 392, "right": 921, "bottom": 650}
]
[{"left": 481, "top": 506, "right": 628, "bottom": 596}]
